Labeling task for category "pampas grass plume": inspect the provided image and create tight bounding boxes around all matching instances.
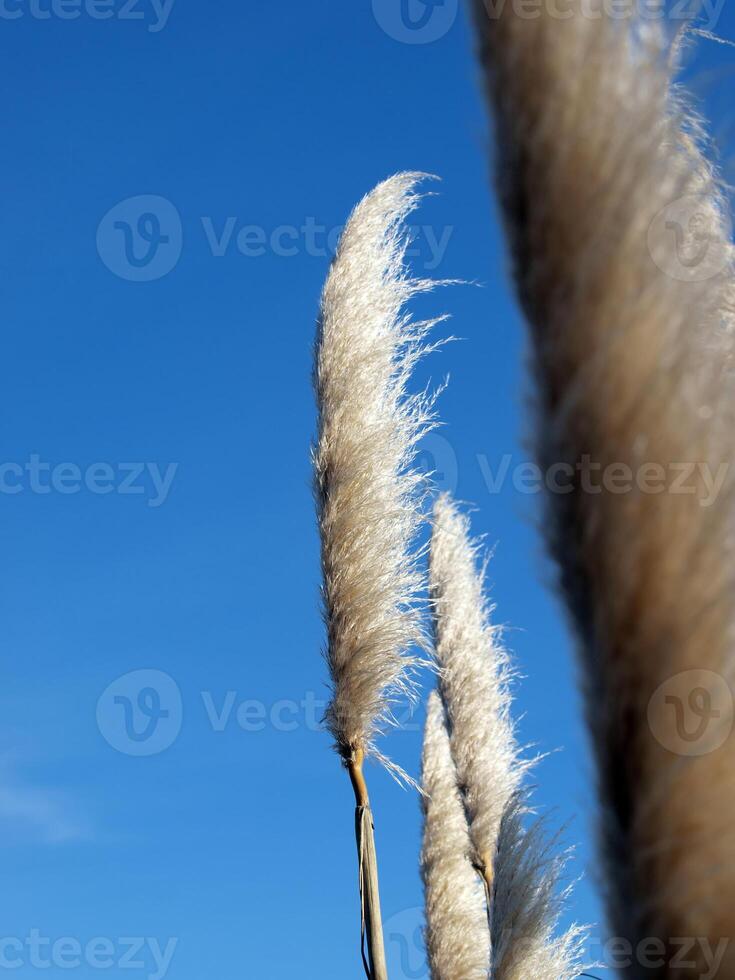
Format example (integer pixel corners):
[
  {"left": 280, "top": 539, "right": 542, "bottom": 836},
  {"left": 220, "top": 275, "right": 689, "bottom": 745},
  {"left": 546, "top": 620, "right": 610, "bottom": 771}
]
[
  {"left": 429, "top": 493, "right": 528, "bottom": 882},
  {"left": 313, "top": 172, "right": 447, "bottom": 980},
  {"left": 490, "top": 796, "right": 586, "bottom": 980},
  {"left": 472, "top": 1, "right": 735, "bottom": 965},
  {"left": 421, "top": 690, "right": 490, "bottom": 980},
  {"left": 314, "top": 171, "right": 444, "bottom": 773}
]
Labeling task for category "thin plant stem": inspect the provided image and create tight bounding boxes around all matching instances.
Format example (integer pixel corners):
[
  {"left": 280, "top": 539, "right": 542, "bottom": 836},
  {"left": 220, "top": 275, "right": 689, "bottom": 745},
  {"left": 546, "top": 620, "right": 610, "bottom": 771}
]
[{"left": 348, "top": 750, "right": 388, "bottom": 980}]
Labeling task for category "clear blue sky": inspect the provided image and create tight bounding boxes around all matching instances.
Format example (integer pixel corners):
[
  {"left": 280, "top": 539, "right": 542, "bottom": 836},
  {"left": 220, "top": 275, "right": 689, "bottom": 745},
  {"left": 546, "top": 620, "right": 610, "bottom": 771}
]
[{"left": 1, "top": 2, "right": 733, "bottom": 979}]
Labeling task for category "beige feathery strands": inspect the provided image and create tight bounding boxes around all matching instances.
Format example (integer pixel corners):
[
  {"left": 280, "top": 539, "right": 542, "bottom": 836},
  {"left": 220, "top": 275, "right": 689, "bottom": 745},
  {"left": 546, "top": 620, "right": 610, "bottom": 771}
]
[
  {"left": 309, "top": 2, "right": 735, "bottom": 972},
  {"left": 429, "top": 493, "right": 527, "bottom": 895},
  {"left": 489, "top": 796, "right": 585, "bottom": 980},
  {"left": 472, "top": 1, "right": 735, "bottom": 971},
  {"left": 313, "top": 172, "right": 445, "bottom": 980},
  {"left": 423, "top": 494, "right": 585, "bottom": 980},
  {"left": 313, "top": 175, "right": 589, "bottom": 980},
  {"left": 421, "top": 690, "right": 490, "bottom": 980}
]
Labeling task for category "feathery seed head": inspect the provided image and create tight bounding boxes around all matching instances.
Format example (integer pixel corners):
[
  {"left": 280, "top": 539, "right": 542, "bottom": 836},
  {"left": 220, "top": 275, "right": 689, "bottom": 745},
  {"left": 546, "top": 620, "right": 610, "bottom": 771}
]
[
  {"left": 421, "top": 690, "right": 491, "bottom": 980},
  {"left": 472, "top": 0, "right": 735, "bottom": 954},
  {"left": 490, "top": 795, "right": 587, "bottom": 980},
  {"left": 314, "top": 172, "right": 445, "bottom": 768},
  {"left": 430, "top": 493, "right": 529, "bottom": 871}
]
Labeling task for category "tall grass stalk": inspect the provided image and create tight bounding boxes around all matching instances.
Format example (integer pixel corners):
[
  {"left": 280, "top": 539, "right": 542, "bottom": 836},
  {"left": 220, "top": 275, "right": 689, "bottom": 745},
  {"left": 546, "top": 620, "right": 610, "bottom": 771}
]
[{"left": 314, "top": 172, "right": 445, "bottom": 979}]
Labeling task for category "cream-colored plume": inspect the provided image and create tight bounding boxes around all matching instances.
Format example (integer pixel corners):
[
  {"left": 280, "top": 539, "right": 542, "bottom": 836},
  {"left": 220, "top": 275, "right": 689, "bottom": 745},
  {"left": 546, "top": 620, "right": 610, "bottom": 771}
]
[
  {"left": 490, "top": 796, "right": 585, "bottom": 980},
  {"left": 314, "top": 173, "right": 446, "bottom": 980},
  {"left": 314, "top": 171, "right": 443, "bottom": 770},
  {"left": 472, "top": 1, "right": 735, "bottom": 967},
  {"left": 421, "top": 690, "right": 491, "bottom": 980},
  {"left": 429, "top": 492, "right": 528, "bottom": 884},
  {"left": 427, "top": 496, "right": 587, "bottom": 977}
]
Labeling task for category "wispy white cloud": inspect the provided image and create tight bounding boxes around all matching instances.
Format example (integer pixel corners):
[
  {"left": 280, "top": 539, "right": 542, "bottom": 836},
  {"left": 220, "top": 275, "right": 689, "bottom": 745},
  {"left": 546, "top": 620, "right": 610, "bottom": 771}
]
[{"left": 0, "top": 757, "right": 92, "bottom": 845}]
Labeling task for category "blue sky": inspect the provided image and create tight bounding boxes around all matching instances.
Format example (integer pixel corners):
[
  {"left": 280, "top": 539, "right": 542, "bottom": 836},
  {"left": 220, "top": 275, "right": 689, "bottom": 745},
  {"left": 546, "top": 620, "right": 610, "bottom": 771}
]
[{"left": 1, "top": 2, "right": 733, "bottom": 978}]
